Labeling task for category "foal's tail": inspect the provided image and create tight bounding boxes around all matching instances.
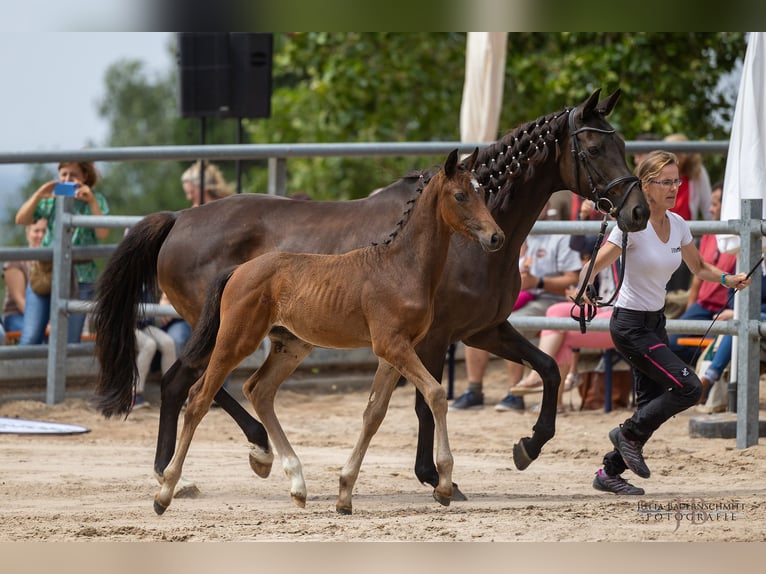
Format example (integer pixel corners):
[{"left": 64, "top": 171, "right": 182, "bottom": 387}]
[
  {"left": 180, "top": 266, "right": 238, "bottom": 369},
  {"left": 93, "top": 212, "right": 178, "bottom": 418}
]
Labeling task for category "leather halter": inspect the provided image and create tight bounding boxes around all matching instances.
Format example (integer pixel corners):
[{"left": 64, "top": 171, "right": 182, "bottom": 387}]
[{"left": 567, "top": 107, "right": 640, "bottom": 333}]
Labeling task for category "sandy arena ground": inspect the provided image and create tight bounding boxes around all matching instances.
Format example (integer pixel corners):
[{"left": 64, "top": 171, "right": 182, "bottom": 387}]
[{"left": 1, "top": 359, "right": 765, "bottom": 544}]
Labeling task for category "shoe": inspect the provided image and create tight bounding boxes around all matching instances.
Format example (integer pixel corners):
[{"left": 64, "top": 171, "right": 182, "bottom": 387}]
[
  {"left": 494, "top": 394, "right": 525, "bottom": 412},
  {"left": 563, "top": 372, "right": 581, "bottom": 392},
  {"left": 449, "top": 390, "right": 484, "bottom": 410},
  {"left": 132, "top": 394, "right": 150, "bottom": 410},
  {"left": 695, "top": 403, "right": 726, "bottom": 414},
  {"left": 592, "top": 469, "right": 645, "bottom": 495},
  {"left": 509, "top": 382, "right": 543, "bottom": 395},
  {"left": 609, "top": 427, "right": 650, "bottom": 478}
]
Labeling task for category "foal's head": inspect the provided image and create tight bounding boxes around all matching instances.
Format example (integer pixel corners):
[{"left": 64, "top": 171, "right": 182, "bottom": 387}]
[{"left": 437, "top": 149, "right": 504, "bottom": 252}]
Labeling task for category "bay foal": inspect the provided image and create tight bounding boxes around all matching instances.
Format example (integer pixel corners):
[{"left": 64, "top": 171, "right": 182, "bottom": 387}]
[{"left": 154, "top": 149, "right": 504, "bottom": 515}]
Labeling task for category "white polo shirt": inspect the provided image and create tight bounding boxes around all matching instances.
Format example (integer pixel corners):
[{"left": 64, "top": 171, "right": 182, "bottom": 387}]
[{"left": 608, "top": 211, "right": 693, "bottom": 311}]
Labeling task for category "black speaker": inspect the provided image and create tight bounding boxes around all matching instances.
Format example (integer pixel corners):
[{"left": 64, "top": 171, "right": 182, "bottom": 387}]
[
  {"left": 229, "top": 33, "right": 272, "bottom": 118},
  {"left": 177, "top": 33, "right": 273, "bottom": 119}
]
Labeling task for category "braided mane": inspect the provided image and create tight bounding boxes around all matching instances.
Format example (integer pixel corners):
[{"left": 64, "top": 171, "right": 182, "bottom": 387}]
[
  {"left": 473, "top": 107, "right": 572, "bottom": 208},
  {"left": 371, "top": 168, "right": 438, "bottom": 247}
]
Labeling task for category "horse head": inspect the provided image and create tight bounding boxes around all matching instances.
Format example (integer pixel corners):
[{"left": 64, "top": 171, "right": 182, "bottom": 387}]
[
  {"left": 563, "top": 89, "right": 650, "bottom": 232},
  {"left": 440, "top": 148, "right": 504, "bottom": 252}
]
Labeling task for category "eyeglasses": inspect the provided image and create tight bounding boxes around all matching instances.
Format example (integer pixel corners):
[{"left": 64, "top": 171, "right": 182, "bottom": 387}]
[{"left": 651, "top": 179, "right": 683, "bottom": 188}]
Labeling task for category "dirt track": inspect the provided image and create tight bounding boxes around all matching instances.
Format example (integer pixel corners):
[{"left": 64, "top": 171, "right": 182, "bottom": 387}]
[{"left": 1, "top": 361, "right": 765, "bottom": 543}]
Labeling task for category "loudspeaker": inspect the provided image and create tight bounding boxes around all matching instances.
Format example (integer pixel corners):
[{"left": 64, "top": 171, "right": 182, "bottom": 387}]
[
  {"left": 229, "top": 33, "right": 272, "bottom": 118},
  {"left": 177, "top": 33, "right": 272, "bottom": 119}
]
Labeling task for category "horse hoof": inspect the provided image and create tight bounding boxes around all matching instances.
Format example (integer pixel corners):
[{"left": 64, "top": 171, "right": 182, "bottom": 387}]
[
  {"left": 153, "top": 498, "right": 168, "bottom": 516},
  {"left": 291, "top": 493, "right": 307, "bottom": 509},
  {"left": 451, "top": 482, "right": 468, "bottom": 502},
  {"left": 336, "top": 505, "right": 352, "bottom": 515},
  {"left": 513, "top": 438, "right": 534, "bottom": 470},
  {"left": 433, "top": 490, "right": 452, "bottom": 507},
  {"left": 249, "top": 445, "right": 274, "bottom": 479},
  {"left": 174, "top": 478, "right": 201, "bottom": 499}
]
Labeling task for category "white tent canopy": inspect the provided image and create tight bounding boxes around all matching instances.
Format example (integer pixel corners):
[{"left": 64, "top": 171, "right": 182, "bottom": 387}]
[{"left": 718, "top": 32, "right": 766, "bottom": 254}]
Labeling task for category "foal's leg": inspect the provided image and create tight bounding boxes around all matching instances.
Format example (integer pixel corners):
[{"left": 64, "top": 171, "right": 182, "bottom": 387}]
[
  {"left": 380, "top": 344, "right": 453, "bottom": 506},
  {"left": 154, "top": 331, "right": 266, "bottom": 515},
  {"left": 336, "top": 360, "right": 400, "bottom": 515},
  {"left": 411, "top": 339, "right": 467, "bottom": 500},
  {"left": 243, "top": 335, "right": 314, "bottom": 507}
]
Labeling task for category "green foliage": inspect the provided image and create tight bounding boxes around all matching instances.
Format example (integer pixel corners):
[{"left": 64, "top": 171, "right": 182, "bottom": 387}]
[{"left": 4, "top": 32, "right": 748, "bottom": 232}]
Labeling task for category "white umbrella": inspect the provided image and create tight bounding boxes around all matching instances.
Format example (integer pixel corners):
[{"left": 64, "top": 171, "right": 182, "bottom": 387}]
[{"left": 718, "top": 32, "right": 766, "bottom": 254}]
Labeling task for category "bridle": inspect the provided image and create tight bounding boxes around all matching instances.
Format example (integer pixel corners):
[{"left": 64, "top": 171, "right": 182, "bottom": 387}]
[{"left": 566, "top": 106, "right": 641, "bottom": 333}]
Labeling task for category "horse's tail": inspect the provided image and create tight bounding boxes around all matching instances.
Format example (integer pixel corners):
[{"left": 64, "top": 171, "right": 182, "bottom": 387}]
[
  {"left": 180, "top": 266, "right": 238, "bottom": 369},
  {"left": 93, "top": 211, "right": 178, "bottom": 418}
]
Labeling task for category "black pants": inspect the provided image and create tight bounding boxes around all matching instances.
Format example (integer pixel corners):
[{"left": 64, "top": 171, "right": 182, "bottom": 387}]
[{"left": 602, "top": 307, "right": 702, "bottom": 476}]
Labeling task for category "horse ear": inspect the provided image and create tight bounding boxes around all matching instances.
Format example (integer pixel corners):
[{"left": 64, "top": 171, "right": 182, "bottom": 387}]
[
  {"left": 461, "top": 147, "right": 479, "bottom": 172},
  {"left": 596, "top": 88, "right": 621, "bottom": 117},
  {"left": 580, "top": 88, "right": 602, "bottom": 120},
  {"left": 445, "top": 149, "right": 459, "bottom": 178}
]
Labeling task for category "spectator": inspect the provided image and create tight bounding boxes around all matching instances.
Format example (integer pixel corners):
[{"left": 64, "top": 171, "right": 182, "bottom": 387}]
[
  {"left": 667, "top": 182, "right": 736, "bottom": 367},
  {"left": 133, "top": 285, "right": 178, "bottom": 409},
  {"left": 180, "top": 160, "right": 234, "bottom": 207},
  {"left": 3, "top": 219, "right": 47, "bottom": 335},
  {"left": 697, "top": 261, "right": 766, "bottom": 413},
  {"left": 450, "top": 202, "right": 581, "bottom": 411},
  {"left": 14, "top": 161, "right": 109, "bottom": 344}
]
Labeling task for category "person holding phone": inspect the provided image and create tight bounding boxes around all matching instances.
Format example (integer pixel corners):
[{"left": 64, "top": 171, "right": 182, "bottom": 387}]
[{"left": 14, "top": 161, "right": 110, "bottom": 344}]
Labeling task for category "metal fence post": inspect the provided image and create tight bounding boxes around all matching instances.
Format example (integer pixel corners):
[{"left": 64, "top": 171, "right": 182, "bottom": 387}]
[
  {"left": 46, "top": 196, "right": 74, "bottom": 404},
  {"left": 267, "top": 157, "right": 287, "bottom": 196},
  {"left": 736, "top": 198, "right": 762, "bottom": 448}
]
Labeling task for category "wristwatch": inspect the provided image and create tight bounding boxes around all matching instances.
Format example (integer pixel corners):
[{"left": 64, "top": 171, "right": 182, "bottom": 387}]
[{"left": 537, "top": 276, "right": 545, "bottom": 289}]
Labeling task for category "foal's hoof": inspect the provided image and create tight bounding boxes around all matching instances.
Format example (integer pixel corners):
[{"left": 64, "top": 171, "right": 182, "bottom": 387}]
[
  {"left": 433, "top": 489, "right": 452, "bottom": 507},
  {"left": 336, "top": 504, "right": 352, "bottom": 515},
  {"left": 291, "top": 493, "right": 307, "bottom": 509},
  {"left": 153, "top": 498, "right": 169, "bottom": 516},
  {"left": 513, "top": 438, "right": 534, "bottom": 470},
  {"left": 451, "top": 482, "right": 468, "bottom": 502},
  {"left": 249, "top": 444, "right": 274, "bottom": 479}
]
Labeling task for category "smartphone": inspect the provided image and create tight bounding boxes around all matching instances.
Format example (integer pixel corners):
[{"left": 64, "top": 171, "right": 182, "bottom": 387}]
[{"left": 53, "top": 182, "right": 78, "bottom": 197}]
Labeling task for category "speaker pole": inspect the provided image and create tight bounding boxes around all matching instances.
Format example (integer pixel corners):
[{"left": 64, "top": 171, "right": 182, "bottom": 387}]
[{"left": 236, "top": 117, "right": 243, "bottom": 194}]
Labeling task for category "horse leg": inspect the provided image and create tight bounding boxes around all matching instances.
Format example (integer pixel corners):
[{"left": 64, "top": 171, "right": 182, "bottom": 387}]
[
  {"left": 336, "top": 360, "right": 399, "bottom": 515},
  {"left": 244, "top": 331, "right": 314, "bottom": 485},
  {"left": 153, "top": 359, "right": 270, "bottom": 493},
  {"left": 464, "top": 322, "right": 560, "bottom": 470},
  {"left": 154, "top": 364, "right": 231, "bottom": 514},
  {"left": 381, "top": 344, "right": 453, "bottom": 506},
  {"left": 412, "top": 340, "right": 467, "bottom": 501}
]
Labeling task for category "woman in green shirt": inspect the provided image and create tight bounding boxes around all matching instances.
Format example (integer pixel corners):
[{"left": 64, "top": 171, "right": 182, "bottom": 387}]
[{"left": 15, "top": 160, "right": 109, "bottom": 344}]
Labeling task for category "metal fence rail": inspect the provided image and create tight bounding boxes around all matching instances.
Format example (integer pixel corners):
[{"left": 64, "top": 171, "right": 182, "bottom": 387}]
[{"left": 0, "top": 140, "right": 763, "bottom": 447}]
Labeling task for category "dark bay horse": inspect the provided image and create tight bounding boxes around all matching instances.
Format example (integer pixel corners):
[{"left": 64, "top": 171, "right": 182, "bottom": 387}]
[
  {"left": 154, "top": 149, "right": 504, "bottom": 514},
  {"left": 94, "top": 89, "right": 649, "bottom": 499}
]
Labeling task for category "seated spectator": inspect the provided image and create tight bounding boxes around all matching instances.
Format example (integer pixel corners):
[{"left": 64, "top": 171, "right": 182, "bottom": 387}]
[
  {"left": 3, "top": 219, "right": 47, "bottom": 335},
  {"left": 133, "top": 285, "right": 178, "bottom": 409},
  {"left": 668, "top": 182, "right": 736, "bottom": 366}
]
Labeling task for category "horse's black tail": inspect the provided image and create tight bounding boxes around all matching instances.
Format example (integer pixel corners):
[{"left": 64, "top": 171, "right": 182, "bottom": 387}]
[
  {"left": 180, "top": 266, "right": 238, "bottom": 369},
  {"left": 93, "top": 212, "right": 178, "bottom": 418}
]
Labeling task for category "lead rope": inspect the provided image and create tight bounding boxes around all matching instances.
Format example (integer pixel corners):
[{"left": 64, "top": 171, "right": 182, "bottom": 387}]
[{"left": 570, "top": 216, "right": 628, "bottom": 333}]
